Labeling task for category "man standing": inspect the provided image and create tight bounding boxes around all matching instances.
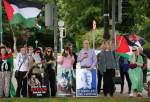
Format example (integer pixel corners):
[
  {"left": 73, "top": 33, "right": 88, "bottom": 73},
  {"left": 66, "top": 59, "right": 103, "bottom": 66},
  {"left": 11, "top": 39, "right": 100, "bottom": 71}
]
[
  {"left": 77, "top": 39, "right": 97, "bottom": 96},
  {"left": 77, "top": 39, "right": 97, "bottom": 69}
]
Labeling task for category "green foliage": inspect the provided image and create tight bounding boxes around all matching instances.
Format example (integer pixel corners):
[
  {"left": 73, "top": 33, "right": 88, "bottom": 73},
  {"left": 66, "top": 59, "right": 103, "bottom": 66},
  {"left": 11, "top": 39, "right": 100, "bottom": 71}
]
[
  {"left": 143, "top": 42, "right": 150, "bottom": 51},
  {"left": 57, "top": 0, "right": 103, "bottom": 49},
  {"left": 127, "top": 0, "right": 150, "bottom": 42},
  {"left": 75, "top": 28, "right": 104, "bottom": 51},
  {"left": 63, "top": 0, "right": 103, "bottom": 33},
  {"left": 2, "top": 0, "right": 150, "bottom": 49},
  {"left": 84, "top": 28, "right": 104, "bottom": 48}
]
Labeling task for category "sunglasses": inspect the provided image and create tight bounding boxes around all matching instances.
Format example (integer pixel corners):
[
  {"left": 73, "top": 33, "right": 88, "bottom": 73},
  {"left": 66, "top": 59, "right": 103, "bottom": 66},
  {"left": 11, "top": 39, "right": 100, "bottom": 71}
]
[
  {"left": 132, "top": 50, "right": 137, "bottom": 52},
  {"left": 36, "top": 51, "right": 41, "bottom": 53},
  {"left": 47, "top": 51, "right": 52, "bottom": 53}
]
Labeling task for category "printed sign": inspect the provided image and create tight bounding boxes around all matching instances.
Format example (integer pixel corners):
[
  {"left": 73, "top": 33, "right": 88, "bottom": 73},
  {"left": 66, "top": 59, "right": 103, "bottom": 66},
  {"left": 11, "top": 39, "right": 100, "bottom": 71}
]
[
  {"left": 57, "top": 65, "right": 72, "bottom": 96},
  {"left": 28, "top": 65, "right": 50, "bottom": 98},
  {"left": 76, "top": 68, "right": 97, "bottom": 97}
]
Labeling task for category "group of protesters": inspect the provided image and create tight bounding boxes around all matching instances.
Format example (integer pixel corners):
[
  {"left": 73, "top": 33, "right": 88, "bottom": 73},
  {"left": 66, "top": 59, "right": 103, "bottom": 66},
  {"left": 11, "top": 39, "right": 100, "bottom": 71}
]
[
  {"left": 0, "top": 37, "right": 57, "bottom": 98},
  {"left": 0, "top": 36, "right": 148, "bottom": 98},
  {"left": 97, "top": 40, "right": 148, "bottom": 97}
]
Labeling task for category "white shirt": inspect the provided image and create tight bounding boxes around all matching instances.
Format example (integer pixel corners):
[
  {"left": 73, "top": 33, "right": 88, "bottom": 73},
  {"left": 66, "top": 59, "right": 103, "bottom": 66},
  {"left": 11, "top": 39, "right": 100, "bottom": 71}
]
[{"left": 15, "top": 53, "right": 29, "bottom": 71}]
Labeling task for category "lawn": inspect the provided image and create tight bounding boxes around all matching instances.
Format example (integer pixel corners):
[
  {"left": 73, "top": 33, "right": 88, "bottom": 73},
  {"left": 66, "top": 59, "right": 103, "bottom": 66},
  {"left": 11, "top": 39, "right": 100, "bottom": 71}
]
[{"left": 0, "top": 98, "right": 149, "bottom": 102}]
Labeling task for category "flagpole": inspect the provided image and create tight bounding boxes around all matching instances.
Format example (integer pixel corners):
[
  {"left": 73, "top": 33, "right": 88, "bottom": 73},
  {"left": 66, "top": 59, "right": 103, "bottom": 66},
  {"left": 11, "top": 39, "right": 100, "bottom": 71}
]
[
  {"left": 9, "top": 24, "right": 15, "bottom": 42},
  {"left": 0, "top": 0, "right": 3, "bottom": 45}
]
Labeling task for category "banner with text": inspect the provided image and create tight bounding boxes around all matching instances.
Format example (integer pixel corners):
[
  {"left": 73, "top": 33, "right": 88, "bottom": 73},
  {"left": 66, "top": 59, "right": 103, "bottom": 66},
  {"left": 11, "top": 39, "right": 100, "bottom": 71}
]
[{"left": 28, "top": 65, "right": 50, "bottom": 98}]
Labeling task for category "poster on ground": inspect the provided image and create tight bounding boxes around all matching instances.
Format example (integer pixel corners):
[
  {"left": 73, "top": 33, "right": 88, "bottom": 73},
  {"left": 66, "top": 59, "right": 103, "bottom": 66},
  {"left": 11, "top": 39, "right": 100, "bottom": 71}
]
[
  {"left": 28, "top": 65, "right": 50, "bottom": 98},
  {"left": 76, "top": 68, "right": 97, "bottom": 97}
]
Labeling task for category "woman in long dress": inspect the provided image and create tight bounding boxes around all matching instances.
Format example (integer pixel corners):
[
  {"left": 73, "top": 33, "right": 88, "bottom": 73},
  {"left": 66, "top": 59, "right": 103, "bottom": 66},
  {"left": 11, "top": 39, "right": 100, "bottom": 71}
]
[{"left": 128, "top": 46, "right": 144, "bottom": 97}]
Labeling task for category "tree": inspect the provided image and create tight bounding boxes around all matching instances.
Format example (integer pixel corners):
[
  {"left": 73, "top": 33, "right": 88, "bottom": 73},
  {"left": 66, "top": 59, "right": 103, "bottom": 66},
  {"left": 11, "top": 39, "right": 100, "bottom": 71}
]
[{"left": 57, "top": 0, "right": 103, "bottom": 50}]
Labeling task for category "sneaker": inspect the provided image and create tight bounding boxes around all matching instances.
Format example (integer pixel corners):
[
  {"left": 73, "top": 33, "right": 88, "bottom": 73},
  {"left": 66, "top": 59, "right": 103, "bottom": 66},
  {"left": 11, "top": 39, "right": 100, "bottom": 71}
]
[{"left": 129, "top": 93, "right": 133, "bottom": 97}]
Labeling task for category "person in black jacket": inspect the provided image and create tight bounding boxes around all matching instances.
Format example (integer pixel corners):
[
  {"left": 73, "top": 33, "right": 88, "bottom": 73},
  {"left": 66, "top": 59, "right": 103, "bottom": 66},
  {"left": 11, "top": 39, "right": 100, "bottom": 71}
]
[{"left": 44, "top": 47, "right": 56, "bottom": 97}]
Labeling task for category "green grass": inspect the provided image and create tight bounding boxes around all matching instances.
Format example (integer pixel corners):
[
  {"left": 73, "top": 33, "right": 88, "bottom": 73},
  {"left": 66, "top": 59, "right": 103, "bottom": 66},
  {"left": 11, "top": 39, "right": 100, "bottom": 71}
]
[{"left": 0, "top": 98, "right": 149, "bottom": 102}]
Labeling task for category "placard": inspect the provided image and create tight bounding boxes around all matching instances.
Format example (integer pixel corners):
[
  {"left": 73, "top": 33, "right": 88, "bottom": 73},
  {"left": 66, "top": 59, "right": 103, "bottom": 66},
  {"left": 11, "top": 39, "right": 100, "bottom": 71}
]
[
  {"left": 57, "top": 65, "right": 72, "bottom": 96},
  {"left": 28, "top": 65, "right": 50, "bottom": 98},
  {"left": 76, "top": 68, "right": 97, "bottom": 97}
]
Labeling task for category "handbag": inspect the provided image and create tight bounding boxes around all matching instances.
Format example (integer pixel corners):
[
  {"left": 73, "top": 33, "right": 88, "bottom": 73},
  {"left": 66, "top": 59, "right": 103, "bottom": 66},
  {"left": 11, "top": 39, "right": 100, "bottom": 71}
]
[
  {"left": 129, "top": 63, "right": 137, "bottom": 69},
  {"left": 113, "top": 70, "right": 122, "bottom": 84},
  {"left": 15, "top": 55, "right": 27, "bottom": 78},
  {"left": 113, "top": 76, "right": 122, "bottom": 84},
  {"left": 129, "top": 56, "right": 138, "bottom": 69},
  {"left": 15, "top": 70, "right": 20, "bottom": 78}
]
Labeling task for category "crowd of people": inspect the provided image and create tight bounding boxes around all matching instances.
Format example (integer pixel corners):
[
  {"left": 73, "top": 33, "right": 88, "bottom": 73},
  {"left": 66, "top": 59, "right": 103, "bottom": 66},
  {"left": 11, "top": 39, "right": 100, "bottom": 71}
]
[{"left": 0, "top": 37, "right": 148, "bottom": 98}]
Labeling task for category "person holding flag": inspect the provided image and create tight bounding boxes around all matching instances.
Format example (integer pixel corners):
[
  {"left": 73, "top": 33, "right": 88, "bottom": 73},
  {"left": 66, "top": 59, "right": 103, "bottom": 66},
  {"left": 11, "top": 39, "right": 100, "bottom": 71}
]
[
  {"left": 97, "top": 40, "right": 118, "bottom": 97},
  {"left": 13, "top": 37, "right": 29, "bottom": 97}
]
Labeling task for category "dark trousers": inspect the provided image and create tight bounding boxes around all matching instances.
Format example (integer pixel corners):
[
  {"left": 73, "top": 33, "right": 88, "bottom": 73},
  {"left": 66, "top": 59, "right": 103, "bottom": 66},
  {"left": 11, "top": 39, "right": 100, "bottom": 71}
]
[
  {"left": 143, "top": 69, "right": 147, "bottom": 83},
  {"left": 16, "top": 71, "right": 27, "bottom": 97},
  {"left": 48, "top": 69, "right": 56, "bottom": 97},
  {"left": 103, "top": 69, "right": 115, "bottom": 96},
  {"left": 120, "top": 67, "right": 131, "bottom": 93},
  {"left": 97, "top": 70, "right": 103, "bottom": 94}
]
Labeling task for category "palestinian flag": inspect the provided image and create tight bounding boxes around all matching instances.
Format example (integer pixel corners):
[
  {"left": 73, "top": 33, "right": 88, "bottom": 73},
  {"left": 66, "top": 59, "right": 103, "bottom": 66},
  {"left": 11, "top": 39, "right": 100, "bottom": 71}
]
[
  {"left": 3, "top": 0, "right": 43, "bottom": 28},
  {"left": 8, "top": 55, "right": 16, "bottom": 97},
  {"left": 116, "top": 35, "right": 130, "bottom": 53},
  {"left": 116, "top": 34, "right": 131, "bottom": 59}
]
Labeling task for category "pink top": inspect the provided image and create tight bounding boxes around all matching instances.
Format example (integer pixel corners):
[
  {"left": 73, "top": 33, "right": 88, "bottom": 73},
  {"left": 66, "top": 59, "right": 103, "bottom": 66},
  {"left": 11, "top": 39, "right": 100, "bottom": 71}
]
[{"left": 59, "top": 56, "right": 74, "bottom": 69}]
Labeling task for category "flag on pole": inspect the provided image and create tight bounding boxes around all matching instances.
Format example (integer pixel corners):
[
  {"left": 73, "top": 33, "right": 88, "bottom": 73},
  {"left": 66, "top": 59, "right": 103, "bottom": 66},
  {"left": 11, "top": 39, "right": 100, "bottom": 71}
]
[
  {"left": 3, "top": 0, "right": 43, "bottom": 28},
  {"left": 0, "top": 0, "right": 3, "bottom": 44},
  {"left": 116, "top": 35, "right": 130, "bottom": 53},
  {"left": 116, "top": 34, "right": 131, "bottom": 59}
]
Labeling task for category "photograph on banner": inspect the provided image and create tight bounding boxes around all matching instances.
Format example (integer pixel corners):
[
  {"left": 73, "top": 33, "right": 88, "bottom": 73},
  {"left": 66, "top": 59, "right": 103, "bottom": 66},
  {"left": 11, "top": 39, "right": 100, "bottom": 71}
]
[
  {"left": 28, "top": 65, "right": 50, "bottom": 98},
  {"left": 76, "top": 68, "right": 97, "bottom": 97},
  {"left": 56, "top": 64, "right": 72, "bottom": 96}
]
